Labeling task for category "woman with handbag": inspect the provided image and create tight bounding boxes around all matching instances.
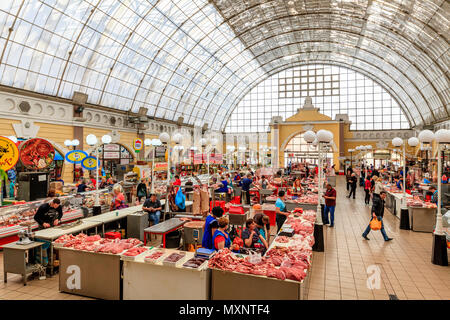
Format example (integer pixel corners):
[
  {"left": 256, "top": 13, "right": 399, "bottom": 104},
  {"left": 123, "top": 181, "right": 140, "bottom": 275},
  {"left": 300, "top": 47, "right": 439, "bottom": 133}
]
[
  {"left": 362, "top": 191, "right": 393, "bottom": 241},
  {"left": 136, "top": 179, "right": 148, "bottom": 203}
]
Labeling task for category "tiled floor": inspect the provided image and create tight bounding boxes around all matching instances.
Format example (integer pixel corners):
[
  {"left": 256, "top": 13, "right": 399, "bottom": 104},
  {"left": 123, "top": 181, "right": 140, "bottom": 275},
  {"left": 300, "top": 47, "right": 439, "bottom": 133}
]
[
  {"left": 0, "top": 176, "right": 448, "bottom": 300},
  {"left": 305, "top": 176, "right": 450, "bottom": 300}
]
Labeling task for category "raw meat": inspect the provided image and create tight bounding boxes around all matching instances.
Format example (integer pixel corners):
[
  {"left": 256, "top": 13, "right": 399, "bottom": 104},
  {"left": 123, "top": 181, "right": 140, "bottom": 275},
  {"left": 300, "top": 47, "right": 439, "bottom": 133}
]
[
  {"left": 164, "top": 253, "right": 185, "bottom": 263},
  {"left": 122, "top": 247, "right": 147, "bottom": 256},
  {"left": 145, "top": 250, "right": 165, "bottom": 260},
  {"left": 182, "top": 257, "right": 206, "bottom": 268}
]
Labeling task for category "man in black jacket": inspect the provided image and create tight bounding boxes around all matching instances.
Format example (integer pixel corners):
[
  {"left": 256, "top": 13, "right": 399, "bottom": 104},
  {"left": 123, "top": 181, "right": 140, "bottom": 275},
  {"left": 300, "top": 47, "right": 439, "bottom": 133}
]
[
  {"left": 362, "top": 191, "right": 393, "bottom": 241},
  {"left": 347, "top": 173, "right": 357, "bottom": 199},
  {"left": 34, "top": 198, "right": 63, "bottom": 229}
]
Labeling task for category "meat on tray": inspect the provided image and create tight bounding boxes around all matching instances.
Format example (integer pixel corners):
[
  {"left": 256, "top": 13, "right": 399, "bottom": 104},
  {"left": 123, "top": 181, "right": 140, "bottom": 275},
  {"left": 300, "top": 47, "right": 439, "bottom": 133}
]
[
  {"left": 122, "top": 247, "right": 147, "bottom": 256},
  {"left": 182, "top": 257, "right": 206, "bottom": 268},
  {"left": 145, "top": 250, "right": 165, "bottom": 260},
  {"left": 164, "top": 253, "right": 185, "bottom": 263}
]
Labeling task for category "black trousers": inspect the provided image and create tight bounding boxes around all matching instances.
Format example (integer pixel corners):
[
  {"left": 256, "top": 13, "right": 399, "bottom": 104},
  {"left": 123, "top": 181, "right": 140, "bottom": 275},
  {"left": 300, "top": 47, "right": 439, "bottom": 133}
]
[
  {"left": 346, "top": 182, "right": 350, "bottom": 191},
  {"left": 244, "top": 190, "right": 251, "bottom": 205},
  {"left": 348, "top": 186, "right": 356, "bottom": 199},
  {"left": 364, "top": 189, "right": 370, "bottom": 204},
  {"left": 276, "top": 214, "right": 287, "bottom": 233}
]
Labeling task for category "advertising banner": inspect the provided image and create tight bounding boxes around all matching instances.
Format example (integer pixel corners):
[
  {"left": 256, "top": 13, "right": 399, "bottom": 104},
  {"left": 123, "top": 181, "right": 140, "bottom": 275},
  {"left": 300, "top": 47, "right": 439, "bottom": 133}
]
[{"left": 0, "top": 136, "right": 19, "bottom": 171}]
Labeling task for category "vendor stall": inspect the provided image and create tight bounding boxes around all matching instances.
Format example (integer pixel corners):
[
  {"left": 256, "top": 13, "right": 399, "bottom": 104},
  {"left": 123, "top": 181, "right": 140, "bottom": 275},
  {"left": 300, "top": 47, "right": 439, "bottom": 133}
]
[{"left": 122, "top": 248, "right": 210, "bottom": 300}]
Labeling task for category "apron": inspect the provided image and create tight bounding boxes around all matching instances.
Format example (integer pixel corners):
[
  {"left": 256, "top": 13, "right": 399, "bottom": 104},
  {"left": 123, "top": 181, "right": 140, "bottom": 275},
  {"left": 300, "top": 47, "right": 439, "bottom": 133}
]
[{"left": 212, "top": 229, "right": 231, "bottom": 250}]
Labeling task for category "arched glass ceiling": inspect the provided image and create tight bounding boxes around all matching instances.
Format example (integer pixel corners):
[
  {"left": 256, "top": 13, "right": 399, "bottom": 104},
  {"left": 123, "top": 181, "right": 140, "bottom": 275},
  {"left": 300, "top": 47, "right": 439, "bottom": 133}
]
[{"left": 0, "top": 0, "right": 448, "bottom": 131}]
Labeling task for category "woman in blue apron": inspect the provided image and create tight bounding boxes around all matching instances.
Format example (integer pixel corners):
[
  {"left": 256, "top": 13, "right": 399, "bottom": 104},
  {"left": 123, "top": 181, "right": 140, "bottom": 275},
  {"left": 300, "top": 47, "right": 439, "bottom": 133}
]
[{"left": 212, "top": 217, "right": 231, "bottom": 250}]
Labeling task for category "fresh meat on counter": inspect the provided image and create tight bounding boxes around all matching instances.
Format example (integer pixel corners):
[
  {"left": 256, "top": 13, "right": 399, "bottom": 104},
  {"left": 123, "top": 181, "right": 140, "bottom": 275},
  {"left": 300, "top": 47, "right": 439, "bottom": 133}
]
[
  {"left": 275, "top": 236, "right": 290, "bottom": 243},
  {"left": 145, "top": 250, "right": 165, "bottom": 261},
  {"left": 122, "top": 247, "right": 148, "bottom": 256},
  {"left": 208, "top": 248, "right": 241, "bottom": 271},
  {"left": 164, "top": 253, "right": 185, "bottom": 263},
  {"left": 182, "top": 257, "right": 206, "bottom": 268}
]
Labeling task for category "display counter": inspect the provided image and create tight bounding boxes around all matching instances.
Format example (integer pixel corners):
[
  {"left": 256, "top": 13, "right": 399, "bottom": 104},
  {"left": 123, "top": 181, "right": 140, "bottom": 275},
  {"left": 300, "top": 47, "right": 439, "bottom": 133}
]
[
  {"left": 57, "top": 247, "right": 122, "bottom": 300},
  {"left": 408, "top": 207, "right": 437, "bottom": 232},
  {"left": 122, "top": 248, "right": 210, "bottom": 300}
]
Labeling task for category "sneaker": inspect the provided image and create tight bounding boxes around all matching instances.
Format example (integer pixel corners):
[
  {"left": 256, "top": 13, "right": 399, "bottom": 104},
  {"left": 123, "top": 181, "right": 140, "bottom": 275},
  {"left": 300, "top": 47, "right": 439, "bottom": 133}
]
[
  {"left": 329, "top": 224, "right": 334, "bottom": 228},
  {"left": 362, "top": 234, "right": 370, "bottom": 240},
  {"left": 385, "top": 238, "right": 393, "bottom": 242}
]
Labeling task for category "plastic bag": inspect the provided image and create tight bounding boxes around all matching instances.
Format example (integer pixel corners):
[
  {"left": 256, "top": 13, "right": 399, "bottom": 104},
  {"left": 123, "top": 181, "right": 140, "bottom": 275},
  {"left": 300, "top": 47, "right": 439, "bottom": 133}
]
[
  {"left": 370, "top": 217, "right": 382, "bottom": 231},
  {"left": 247, "top": 250, "right": 262, "bottom": 264}
]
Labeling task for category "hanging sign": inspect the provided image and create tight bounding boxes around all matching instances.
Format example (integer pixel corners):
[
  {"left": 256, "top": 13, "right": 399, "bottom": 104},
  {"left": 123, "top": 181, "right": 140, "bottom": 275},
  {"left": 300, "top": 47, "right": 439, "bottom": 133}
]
[
  {"left": 0, "top": 136, "right": 20, "bottom": 171},
  {"left": 154, "top": 162, "right": 168, "bottom": 171},
  {"left": 134, "top": 139, "right": 143, "bottom": 153},
  {"left": 104, "top": 144, "right": 120, "bottom": 151},
  {"left": 81, "top": 156, "right": 98, "bottom": 170},
  {"left": 65, "top": 150, "right": 88, "bottom": 164},
  {"left": 19, "top": 138, "right": 54, "bottom": 169}
]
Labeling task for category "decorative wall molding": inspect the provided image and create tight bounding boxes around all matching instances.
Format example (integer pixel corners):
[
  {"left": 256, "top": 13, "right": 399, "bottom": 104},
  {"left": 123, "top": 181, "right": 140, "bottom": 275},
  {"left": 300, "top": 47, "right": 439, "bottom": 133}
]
[
  {"left": 346, "top": 130, "right": 414, "bottom": 141},
  {"left": 12, "top": 120, "right": 40, "bottom": 139},
  {"left": 0, "top": 91, "right": 193, "bottom": 136}
]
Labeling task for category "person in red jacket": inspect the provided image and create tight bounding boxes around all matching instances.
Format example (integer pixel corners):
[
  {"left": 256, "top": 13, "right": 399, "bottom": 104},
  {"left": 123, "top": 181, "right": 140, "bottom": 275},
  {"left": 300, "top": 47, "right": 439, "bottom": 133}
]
[{"left": 364, "top": 177, "right": 371, "bottom": 205}]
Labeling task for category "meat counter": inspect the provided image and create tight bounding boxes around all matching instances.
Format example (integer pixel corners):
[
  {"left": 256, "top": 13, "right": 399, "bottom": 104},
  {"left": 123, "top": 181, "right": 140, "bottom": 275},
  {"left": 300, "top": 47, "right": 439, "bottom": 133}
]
[{"left": 122, "top": 248, "right": 210, "bottom": 300}]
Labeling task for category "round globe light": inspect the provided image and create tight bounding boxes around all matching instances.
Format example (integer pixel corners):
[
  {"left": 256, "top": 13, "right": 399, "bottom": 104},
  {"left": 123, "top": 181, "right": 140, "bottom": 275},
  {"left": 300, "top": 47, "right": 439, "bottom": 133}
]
[
  {"left": 86, "top": 134, "right": 98, "bottom": 146},
  {"left": 365, "top": 145, "right": 372, "bottom": 150},
  {"left": 303, "top": 130, "right": 316, "bottom": 143},
  {"left": 101, "top": 135, "right": 112, "bottom": 144},
  {"left": 200, "top": 138, "right": 207, "bottom": 147},
  {"left": 435, "top": 129, "right": 450, "bottom": 144},
  {"left": 418, "top": 130, "right": 435, "bottom": 143},
  {"left": 392, "top": 137, "right": 403, "bottom": 147},
  {"left": 407, "top": 137, "right": 419, "bottom": 147},
  {"left": 316, "top": 129, "right": 333, "bottom": 143},
  {"left": 210, "top": 138, "right": 218, "bottom": 146},
  {"left": 72, "top": 139, "right": 80, "bottom": 146},
  {"left": 312, "top": 138, "right": 318, "bottom": 147},
  {"left": 152, "top": 139, "right": 162, "bottom": 146},
  {"left": 159, "top": 132, "right": 170, "bottom": 143},
  {"left": 172, "top": 133, "right": 183, "bottom": 144},
  {"left": 144, "top": 138, "right": 152, "bottom": 146},
  {"left": 64, "top": 139, "right": 72, "bottom": 147},
  {"left": 348, "top": 149, "right": 354, "bottom": 153}
]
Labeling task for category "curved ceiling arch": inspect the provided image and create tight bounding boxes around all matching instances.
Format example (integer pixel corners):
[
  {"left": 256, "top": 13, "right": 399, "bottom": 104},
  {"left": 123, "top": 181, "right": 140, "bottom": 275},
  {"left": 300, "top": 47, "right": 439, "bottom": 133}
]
[
  {"left": 0, "top": 0, "right": 448, "bottom": 131},
  {"left": 219, "top": 59, "right": 419, "bottom": 130}
]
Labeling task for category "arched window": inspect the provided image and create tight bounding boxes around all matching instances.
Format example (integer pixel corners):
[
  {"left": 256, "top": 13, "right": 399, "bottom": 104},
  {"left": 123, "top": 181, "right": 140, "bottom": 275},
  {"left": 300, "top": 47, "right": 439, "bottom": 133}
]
[{"left": 225, "top": 64, "right": 409, "bottom": 133}]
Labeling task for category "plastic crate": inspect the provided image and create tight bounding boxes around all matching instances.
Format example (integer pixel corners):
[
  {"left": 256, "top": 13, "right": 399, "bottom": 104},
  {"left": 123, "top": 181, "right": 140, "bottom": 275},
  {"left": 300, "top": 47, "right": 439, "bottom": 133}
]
[{"left": 104, "top": 231, "right": 121, "bottom": 239}]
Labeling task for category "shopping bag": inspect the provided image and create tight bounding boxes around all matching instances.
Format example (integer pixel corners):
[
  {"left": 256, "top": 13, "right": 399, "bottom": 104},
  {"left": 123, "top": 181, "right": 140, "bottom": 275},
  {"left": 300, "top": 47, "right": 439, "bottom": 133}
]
[
  {"left": 193, "top": 190, "right": 201, "bottom": 215},
  {"left": 370, "top": 217, "right": 382, "bottom": 231}
]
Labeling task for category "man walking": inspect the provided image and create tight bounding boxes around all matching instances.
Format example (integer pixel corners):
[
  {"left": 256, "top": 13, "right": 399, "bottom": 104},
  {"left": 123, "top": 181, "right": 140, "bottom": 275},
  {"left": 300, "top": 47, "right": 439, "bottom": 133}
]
[
  {"left": 362, "top": 191, "right": 393, "bottom": 241},
  {"left": 323, "top": 183, "right": 337, "bottom": 227},
  {"left": 347, "top": 173, "right": 357, "bottom": 199}
]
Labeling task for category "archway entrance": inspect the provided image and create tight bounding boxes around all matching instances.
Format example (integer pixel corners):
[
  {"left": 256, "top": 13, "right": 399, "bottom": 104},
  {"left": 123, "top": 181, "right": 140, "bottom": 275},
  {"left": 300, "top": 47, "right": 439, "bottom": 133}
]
[
  {"left": 91, "top": 143, "right": 135, "bottom": 178},
  {"left": 284, "top": 132, "right": 334, "bottom": 168}
]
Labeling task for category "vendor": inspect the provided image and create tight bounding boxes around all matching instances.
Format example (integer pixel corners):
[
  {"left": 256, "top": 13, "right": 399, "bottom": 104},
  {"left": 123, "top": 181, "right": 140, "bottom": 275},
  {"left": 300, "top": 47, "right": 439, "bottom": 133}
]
[
  {"left": 89, "top": 175, "right": 96, "bottom": 188},
  {"left": 184, "top": 178, "right": 194, "bottom": 192},
  {"left": 99, "top": 177, "right": 107, "bottom": 189},
  {"left": 241, "top": 174, "right": 253, "bottom": 205},
  {"left": 34, "top": 198, "right": 63, "bottom": 229},
  {"left": 215, "top": 176, "right": 229, "bottom": 194},
  {"left": 260, "top": 175, "right": 269, "bottom": 189},
  {"left": 244, "top": 217, "right": 269, "bottom": 249},
  {"left": 291, "top": 178, "right": 302, "bottom": 195},
  {"left": 77, "top": 179, "right": 89, "bottom": 193},
  {"left": 396, "top": 177, "right": 404, "bottom": 190},
  {"left": 111, "top": 185, "right": 127, "bottom": 210},
  {"left": 173, "top": 175, "right": 182, "bottom": 187},
  {"left": 175, "top": 187, "right": 186, "bottom": 212},
  {"left": 202, "top": 206, "right": 224, "bottom": 249},
  {"left": 275, "top": 190, "right": 290, "bottom": 232},
  {"left": 254, "top": 213, "right": 270, "bottom": 243},
  {"left": 213, "top": 217, "right": 231, "bottom": 250},
  {"left": 143, "top": 194, "right": 162, "bottom": 225},
  {"left": 430, "top": 186, "right": 438, "bottom": 204}
]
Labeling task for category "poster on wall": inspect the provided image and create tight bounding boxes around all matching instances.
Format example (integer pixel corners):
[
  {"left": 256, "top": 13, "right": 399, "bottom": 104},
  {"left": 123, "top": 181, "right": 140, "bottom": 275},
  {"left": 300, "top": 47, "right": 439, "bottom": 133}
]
[
  {"left": 0, "top": 136, "right": 20, "bottom": 171},
  {"left": 19, "top": 138, "right": 55, "bottom": 169}
]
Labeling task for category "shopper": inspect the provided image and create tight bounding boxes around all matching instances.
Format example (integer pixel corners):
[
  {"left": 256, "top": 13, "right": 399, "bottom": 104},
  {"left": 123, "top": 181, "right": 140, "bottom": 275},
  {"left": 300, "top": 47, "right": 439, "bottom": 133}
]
[
  {"left": 89, "top": 175, "right": 96, "bottom": 188},
  {"left": 260, "top": 175, "right": 269, "bottom": 189},
  {"left": 275, "top": 190, "right": 290, "bottom": 232},
  {"left": 173, "top": 175, "right": 181, "bottom": 186},
  {"left": 242, "top": 218, "right": 268, "bottom": 249},
  {"left": 175, "top": 187, "right": 186, "bottom": 212},
  {"left": 347, "top": 173, "right": 357, "bottom": 199},
  {"left": 202, "top": 206, "right": 224, "bottom": 250},
  {"left": 323, "top": 183, "right": 337, "bottom": 227},
  {"left": 364, "top": 177, "right": 371, "bottom": 205},
  {"left": 99, "top": 177, "right": 107, "bottom": 189},
  {"left": 241, "top": 174, "right": 253, "bottom": 205},
  {"left": 215, "top": 176, "right": 229, "bottom": 194},
  {"left": 143, "top": 194, "right": 162, "bottom": 226},
  {"left": 362, "top": 191, "right": 393, "bottom": 241},
  {"left": 213, "top": 217, "right": 231, "bottom": 250},
  {"left": 136, "top": 179, "right": 148, "bottom": 202},
  {"left": 34, "top": 198, "right": 63, "bottom": 229},
  {"left": 346, "top": 168, "right": 352, "bottom": 191},
  {"left": 110, "top": 185, "right": 127, "bottom": 210}
]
